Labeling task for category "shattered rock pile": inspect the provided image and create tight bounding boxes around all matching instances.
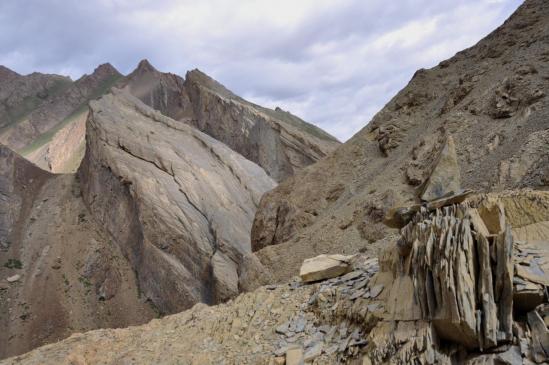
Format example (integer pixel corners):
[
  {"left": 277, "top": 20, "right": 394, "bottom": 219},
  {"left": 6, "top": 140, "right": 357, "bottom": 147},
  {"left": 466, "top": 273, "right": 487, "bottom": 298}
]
[{"left": 369, "top": 191, "right": 549, "bottom": 364}]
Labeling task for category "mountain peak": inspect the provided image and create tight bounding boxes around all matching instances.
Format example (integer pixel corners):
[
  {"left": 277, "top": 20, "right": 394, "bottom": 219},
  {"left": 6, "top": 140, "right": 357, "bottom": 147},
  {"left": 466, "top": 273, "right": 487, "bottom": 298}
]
[
  {"left": 136, "top": 59, "right": 157, "bottom": 73},
  {"left": 93, "top": 63, "right": 120, "bottom": 77},
  {"left": 0, "top": 65, "right": 20, "bottom": 80}
]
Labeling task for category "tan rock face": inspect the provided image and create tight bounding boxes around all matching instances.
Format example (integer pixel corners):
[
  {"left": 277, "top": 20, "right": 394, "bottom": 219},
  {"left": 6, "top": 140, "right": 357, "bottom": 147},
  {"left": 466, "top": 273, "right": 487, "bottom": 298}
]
[
  {"left": 79, "top": 89, "right": 276, "bottom": 312},
  {"left": 419, "top": 135, "right": 461, "bottom": 201},
  {"left": 251, "top": 0, "right": 549, "bottom": 282},
  {"left": 25, "top": 109, "right": 87, "bottom": 173}
]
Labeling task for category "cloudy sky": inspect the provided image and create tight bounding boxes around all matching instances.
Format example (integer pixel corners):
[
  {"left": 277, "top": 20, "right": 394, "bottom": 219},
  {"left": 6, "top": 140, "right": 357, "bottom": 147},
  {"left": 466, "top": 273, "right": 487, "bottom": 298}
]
[{"left": 0, "top": 0, "right": 522, "bottom": 141}]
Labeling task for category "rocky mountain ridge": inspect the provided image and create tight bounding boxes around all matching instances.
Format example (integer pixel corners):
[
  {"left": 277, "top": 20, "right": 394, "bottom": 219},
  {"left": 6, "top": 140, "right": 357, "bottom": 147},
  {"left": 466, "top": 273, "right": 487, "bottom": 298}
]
[
  {"left": 117, "top": 60, "right": 340, "bottom": 181},
  {"left": 2, "top": 0, "right": 549, "bottom": 363},
  {"left": 0, "top": 89, "right": 276, "bottom": 359},
  {"left": 0, "top": 63, "right": 122, "bottom": 172},
  {"left": 251, "top": 0, "right": 549, "bottom": 283},
  {"left": 0, "top": 60, "right": 339, "bottom": 179}
]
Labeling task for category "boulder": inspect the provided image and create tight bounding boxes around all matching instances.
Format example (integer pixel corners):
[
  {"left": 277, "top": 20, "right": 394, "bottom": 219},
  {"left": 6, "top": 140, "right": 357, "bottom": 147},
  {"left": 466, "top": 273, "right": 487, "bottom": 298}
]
[
  {"left": 299, "top": 254, "right": 354, "bottom": 283},
  {"left": 285, "top": 346, "right": 304, "bottom": 365},
  {"left": 6, "top": 274, "right": 20, "bottom": 283}
]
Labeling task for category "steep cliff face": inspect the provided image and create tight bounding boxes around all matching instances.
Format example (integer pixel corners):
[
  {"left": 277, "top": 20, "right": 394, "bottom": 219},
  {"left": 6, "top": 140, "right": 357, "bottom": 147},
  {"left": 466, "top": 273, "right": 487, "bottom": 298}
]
[
  {"left": 252, "top": 0, "right": 549, "bottom": 282},
  {"left": 25, "top": 111, "right": 87, "bottom": 173},
  {"left": 0, "top": 145, "right": 154, "bottom": 360},
  {"left": 120, "top": 61, "right": 340, "bottom": 182},
  {"left": 183, "top": 70, "right": 340, "bottom": 181},
  {"left": 79, "top": 89, "right": 276, "bottom": 312},
  {"left": 0, "top": 89, "right": 277, "bottom": 359}
]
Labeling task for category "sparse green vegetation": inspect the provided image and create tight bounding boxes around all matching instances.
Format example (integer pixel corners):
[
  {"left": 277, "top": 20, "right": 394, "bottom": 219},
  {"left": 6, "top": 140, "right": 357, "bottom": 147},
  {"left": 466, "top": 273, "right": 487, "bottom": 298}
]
[
  {"left": 78, "top": 275, "right": 92, "bottom": 288},
  {"left": 18, "top": 73, "right": 123, "bottom": 156},
  {"left": 4, "top": 258, "right": 23, "bottom": 269},
  {"left": 193, "top": 71, "right": 338, "bottom": 142},
  {"left": 0, "top": 78, "right": 72, "bottom": 133}
]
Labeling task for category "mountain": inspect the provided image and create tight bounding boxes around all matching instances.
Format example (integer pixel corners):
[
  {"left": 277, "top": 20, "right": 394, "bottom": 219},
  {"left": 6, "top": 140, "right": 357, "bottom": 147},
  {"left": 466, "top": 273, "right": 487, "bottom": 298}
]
[
  {"left": 5, "top": 190, "right": 549, "bottom": 364},
  {"left": 0, "top": 89, "right": 275, "bottom": 359},
  {"left": 3, "top": 0, "right": 549, "bottom": 363},
  {"left": 119, "top": 61, "right": 341, "bottom": 181},
  {"left": 0, "top": 64, "right": 123, "bottom": 172},
  {"left": 182, "top": 69, "right": 340, "bottom": 181},
  {"left": 0, "top": 61, "right": 339, "bottom": 180},
  {"left": 0, "top": 144, "right": 154, "bottom": 358},
  {"left": 117, "top": 59, "right": 193, "bottom": 121},
  {"left": 251, "top": 0, "right": 549, "bottom": 283},
  {"left": 0, "top": 67, "right": 72, "bottom": 133}
]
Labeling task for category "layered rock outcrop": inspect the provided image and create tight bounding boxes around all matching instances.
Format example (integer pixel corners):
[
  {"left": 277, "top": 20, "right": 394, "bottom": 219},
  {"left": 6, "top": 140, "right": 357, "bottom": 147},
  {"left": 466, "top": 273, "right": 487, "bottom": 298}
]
[
  {"left": 251, "top": 0, "right": 549, "bottom": 282},
  {"left": 366, "top": 190, "right": 549, "bottom": 364},
  {"left": 120, "top": 61, "right": 340, "bottom": 181},
  {"left": 79, "top": 88, "right": 276, "bottom": 312},
  {"left": 182, "top": 69, "right": 340, "bottom": 181},
  {"left": 0, "top": 88, "right": 277, "bottom": 359}
]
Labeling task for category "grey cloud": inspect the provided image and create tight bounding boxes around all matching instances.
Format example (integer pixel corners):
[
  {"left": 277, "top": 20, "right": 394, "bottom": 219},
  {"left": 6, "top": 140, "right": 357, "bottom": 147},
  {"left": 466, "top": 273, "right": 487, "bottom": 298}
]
[{"left": 0, "top": 0, "right": 523, "bottom": 140}]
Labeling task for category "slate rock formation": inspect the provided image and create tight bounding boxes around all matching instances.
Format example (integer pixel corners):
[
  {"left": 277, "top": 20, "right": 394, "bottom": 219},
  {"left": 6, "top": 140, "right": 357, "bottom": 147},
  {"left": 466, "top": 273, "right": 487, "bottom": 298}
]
[
  {"left": 251, "top": 0, "right": 549, "bottom": 282},
  {"left": 368, "top": 190, "right": 549, "bottom": 363}
]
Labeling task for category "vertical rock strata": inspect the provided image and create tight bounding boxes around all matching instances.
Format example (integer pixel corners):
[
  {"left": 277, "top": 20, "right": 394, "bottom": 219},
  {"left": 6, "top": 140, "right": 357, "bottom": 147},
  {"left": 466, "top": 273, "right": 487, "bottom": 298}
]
[{"left": 368, "top": 191, "right": 549, "bottom": 363}]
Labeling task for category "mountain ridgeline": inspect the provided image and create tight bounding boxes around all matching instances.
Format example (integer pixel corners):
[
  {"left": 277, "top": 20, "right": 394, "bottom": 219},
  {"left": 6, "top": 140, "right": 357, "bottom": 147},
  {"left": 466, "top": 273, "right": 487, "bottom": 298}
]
[
  {"left": 0, "top": 60, "right": 340, "bottom": 180},
  {"left": 1, "top": 0, "right": 549, "bottom": 364}
]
